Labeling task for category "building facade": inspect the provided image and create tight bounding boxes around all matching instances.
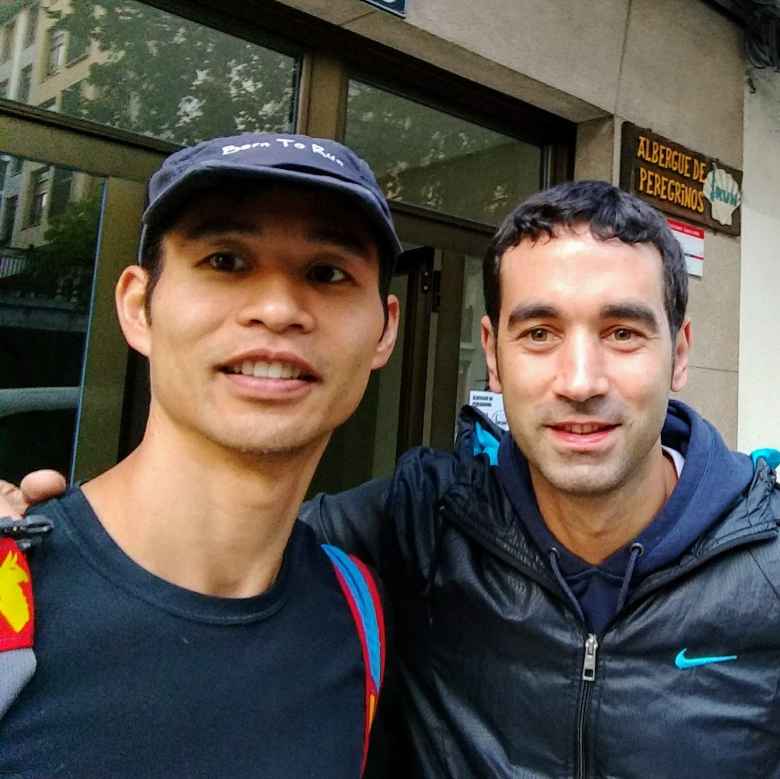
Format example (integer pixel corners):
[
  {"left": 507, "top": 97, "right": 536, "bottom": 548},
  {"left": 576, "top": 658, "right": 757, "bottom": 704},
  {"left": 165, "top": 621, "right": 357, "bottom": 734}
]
[{"left": 0, "top": 0, "right": 773, "bottom": 490}]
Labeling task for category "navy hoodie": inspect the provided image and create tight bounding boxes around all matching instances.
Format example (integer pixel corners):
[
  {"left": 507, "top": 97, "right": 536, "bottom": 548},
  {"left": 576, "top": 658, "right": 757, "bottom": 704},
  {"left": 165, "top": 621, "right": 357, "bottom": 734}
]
[{"left": 496, "top": 400, "right": 755, "bottom": 634}]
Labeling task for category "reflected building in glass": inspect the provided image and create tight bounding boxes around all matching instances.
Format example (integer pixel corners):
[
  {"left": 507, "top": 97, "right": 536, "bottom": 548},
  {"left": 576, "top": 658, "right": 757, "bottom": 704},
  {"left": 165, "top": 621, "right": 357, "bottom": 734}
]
[{"left": 0, "top": 1, "right": 99, "bottom": 302}]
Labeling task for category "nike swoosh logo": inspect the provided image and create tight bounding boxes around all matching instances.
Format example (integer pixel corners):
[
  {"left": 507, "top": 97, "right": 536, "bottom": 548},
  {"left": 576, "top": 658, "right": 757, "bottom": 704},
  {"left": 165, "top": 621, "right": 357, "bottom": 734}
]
[{"left": 675, "top": 648, "right": 737, "bottom": 669}]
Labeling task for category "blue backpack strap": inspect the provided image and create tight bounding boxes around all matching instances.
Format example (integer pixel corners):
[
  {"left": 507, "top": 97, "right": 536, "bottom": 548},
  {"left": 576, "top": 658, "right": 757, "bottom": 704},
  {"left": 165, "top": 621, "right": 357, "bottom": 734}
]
[{"left": 321, "top": 544, "right": 385, "bottom": 776}]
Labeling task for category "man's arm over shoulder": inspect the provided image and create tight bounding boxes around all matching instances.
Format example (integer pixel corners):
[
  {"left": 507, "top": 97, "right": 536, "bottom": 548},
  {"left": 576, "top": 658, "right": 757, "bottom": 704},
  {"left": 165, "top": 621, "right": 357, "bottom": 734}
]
[
  {"left": 300, "top": 446, "right": 460, "bottom": 580},
  {"left": 301, "top": 477, "right": 392, "bottom": 567}
]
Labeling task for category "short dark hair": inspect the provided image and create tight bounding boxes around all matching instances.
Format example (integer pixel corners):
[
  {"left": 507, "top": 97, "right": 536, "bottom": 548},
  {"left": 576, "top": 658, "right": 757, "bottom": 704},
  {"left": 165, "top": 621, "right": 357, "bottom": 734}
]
[
  {"left": 138, "top": 183, "right": 394, "bottom": 324},
  {"left": 483, "top": 180, "right": 688, "bottom": 337},
  {"left": 139, "top": 223, "right": 166, "bottom": 323}
]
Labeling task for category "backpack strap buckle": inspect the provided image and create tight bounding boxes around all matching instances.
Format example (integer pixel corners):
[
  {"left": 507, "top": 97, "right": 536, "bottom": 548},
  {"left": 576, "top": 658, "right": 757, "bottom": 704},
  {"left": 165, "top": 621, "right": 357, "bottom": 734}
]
[{"left": 0, "top": 514, "right": 54, "bottom": 551}]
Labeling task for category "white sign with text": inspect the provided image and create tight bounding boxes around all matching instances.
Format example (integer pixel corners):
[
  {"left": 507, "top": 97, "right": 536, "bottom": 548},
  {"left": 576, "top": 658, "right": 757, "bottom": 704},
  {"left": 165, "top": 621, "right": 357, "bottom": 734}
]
[
  {"left": 468, "top": 391, "right": 509, "bottom": 431},
  {"left": 668, "top": 218, "right": 704, "bottom": 278}
]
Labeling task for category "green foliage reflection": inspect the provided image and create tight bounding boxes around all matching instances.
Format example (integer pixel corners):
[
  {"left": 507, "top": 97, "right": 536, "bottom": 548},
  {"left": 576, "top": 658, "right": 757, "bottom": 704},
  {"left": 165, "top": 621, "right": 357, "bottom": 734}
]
[
  {"left": 48, "top": 0, "right": 298, "bottom": 144},
  {"left": 345, "top": 81, "right": 542, "bottom": 225},
  {"left": 24, "top": 189, "right": 101, "bottom": 310}
]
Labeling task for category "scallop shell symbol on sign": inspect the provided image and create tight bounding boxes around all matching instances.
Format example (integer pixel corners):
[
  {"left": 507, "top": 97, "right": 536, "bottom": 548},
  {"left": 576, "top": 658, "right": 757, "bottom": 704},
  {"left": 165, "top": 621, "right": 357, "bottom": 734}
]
[{"left": 703, "top": 163, "right": 742, "bottom": 226}]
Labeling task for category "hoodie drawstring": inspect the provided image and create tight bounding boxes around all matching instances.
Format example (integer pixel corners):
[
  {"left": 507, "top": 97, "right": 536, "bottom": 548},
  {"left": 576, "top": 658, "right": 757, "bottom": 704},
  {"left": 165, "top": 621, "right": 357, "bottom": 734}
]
[
  {"left": 616, "top": 542, "right": 644, "bottom": 614},
  {"left": 549, "top": 542, "right": 645, "bottom": 629},
  {"left": 548, "top": 548, "right": 587, "bottom": 626}
]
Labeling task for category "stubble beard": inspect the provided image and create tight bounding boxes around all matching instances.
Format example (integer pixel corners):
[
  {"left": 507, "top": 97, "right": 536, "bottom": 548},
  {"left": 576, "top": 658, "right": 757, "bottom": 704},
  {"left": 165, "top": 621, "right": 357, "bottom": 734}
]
[
  {"left": 521, "top": 414, "right": 663, "bottom": 501},
  {"left": 528, "top": 448, "right": 637, "bottom": 498}
]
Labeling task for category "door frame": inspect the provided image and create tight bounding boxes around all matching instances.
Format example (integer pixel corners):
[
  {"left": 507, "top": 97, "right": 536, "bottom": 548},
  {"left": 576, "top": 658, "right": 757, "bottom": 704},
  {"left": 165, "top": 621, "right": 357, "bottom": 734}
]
[{"left": 1, "top": 104, "right": 166, "bottom": 481}]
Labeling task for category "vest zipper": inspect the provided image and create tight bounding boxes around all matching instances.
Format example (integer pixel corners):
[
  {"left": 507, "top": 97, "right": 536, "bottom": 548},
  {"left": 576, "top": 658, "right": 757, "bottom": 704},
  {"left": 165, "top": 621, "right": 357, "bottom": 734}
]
[{"left": 575, "top": 633, "right": 598, "bottom": 779}]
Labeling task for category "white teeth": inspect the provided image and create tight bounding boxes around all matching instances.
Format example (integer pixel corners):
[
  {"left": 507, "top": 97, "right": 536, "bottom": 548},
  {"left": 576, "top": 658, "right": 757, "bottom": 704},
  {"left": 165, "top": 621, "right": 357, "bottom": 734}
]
[
  {"left": 567, "top": 423, "right": 603, "bottom": 434},
  {"left": 232, "top": 360, "right": 303, "bottom": 380}
]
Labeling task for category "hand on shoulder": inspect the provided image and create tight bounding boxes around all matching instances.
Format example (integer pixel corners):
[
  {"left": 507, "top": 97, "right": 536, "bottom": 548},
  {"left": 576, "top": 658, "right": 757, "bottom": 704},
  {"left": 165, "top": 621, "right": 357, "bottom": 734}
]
[{"left": 0, "top": 469, "right": 66, "bottom": 517}]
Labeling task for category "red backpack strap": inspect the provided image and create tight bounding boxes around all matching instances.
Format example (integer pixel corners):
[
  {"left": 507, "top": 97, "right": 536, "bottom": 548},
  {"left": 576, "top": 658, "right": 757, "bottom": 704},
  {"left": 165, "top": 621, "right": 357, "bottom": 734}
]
[
  {"left": 0, "top": 537, "right": 36, "bottom": 719},
  {"left": 0, "top": 537, "right": 35, "bottom": 650},
  {"left": 0, "top": 513, "right": 53, "bottom": 720},
  {"left": 322, "top": 544, "right": 385, "bottom": 776}
]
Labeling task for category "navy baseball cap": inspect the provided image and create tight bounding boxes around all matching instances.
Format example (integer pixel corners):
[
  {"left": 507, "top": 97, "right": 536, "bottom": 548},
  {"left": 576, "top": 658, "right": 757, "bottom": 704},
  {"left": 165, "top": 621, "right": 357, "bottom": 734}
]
[{"left": 138, "top": 132, "right": 402, "bottom": 276}]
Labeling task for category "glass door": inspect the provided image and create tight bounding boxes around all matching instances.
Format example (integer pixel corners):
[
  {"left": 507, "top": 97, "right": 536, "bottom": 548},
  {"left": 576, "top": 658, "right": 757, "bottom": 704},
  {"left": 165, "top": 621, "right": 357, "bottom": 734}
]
[
  {"left": 306, "top": 247, "right": 420, "bottom": 495},
  {"left": 395, "top": 246, "right": 492, "bottom": 455},
  {"left": 426, "top": 250, "right": 490, "bottom": 451},
  {"left": 0, "top": 109, "right": 158, "bottom": 483},
  {"left": 306, "top": 234, "right": 492, "bottom": 496}
]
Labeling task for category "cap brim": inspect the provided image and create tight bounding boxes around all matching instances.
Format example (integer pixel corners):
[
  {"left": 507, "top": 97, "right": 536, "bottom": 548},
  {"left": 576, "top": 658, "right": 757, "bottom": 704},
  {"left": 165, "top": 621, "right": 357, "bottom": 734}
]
[{"left": 139, "top": 162, "right": 402, "bottom": 267}]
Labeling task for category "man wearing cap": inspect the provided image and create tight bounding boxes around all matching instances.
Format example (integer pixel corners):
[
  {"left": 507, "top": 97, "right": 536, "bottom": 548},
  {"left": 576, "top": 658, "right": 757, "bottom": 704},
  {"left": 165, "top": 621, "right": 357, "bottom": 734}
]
[{"left": 0, "top": 133, "right": 400, "bottom": 778}]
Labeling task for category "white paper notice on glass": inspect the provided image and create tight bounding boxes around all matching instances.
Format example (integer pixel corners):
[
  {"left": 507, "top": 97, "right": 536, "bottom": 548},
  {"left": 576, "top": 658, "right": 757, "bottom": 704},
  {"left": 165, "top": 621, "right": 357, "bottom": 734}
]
[
  {"left": 468, "top": 390, "right": 509, "bottom": 431},
  {"left": 667, "top": 218, "right": 704, "bottom": 278}
]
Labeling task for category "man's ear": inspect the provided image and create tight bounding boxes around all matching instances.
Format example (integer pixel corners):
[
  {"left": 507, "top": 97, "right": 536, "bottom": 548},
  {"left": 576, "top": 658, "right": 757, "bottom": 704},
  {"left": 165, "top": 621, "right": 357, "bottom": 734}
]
[
  {"left": 671, "top": 319, "right": 692, "bottom": 392},
  {"left": 115, "top": 265, "right": 152, "bottom": 357},
  {"left": 481, "top": 315, "right": 502, "bottom": 393},
  {"left": 372, "top": 294, "right": 400, "bottom": 370}
]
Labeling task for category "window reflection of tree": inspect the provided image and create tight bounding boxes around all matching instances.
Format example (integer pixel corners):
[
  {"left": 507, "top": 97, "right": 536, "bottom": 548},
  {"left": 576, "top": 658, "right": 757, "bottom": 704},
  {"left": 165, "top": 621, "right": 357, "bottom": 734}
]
[
  {"left": 1, "top": 159, "right": 100, "bottom": 311},
  {"left": 24, "top": 187, "right": 102, "bottom": 310},
  {"left": 47, "top": 0, "right": 299, "bottom": 145},
  {"left": 345, "top": 81, "right": 542, "bottom": 225}
]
